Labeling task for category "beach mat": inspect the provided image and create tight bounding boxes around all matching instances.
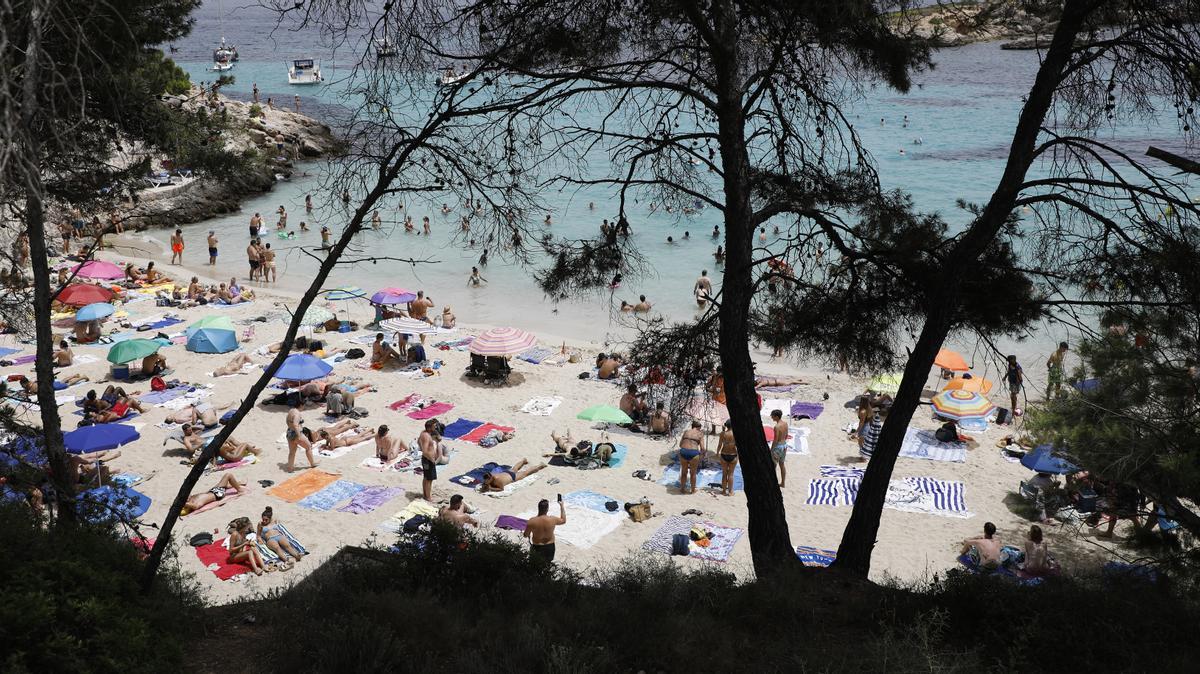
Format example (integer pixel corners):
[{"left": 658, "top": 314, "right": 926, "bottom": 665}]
[
  {"left": 407, "top": 402, "right": 453, "bottom": 420},
  {"left": 441, "top": 417, "right": 484, "bottom": 440},
  {"left": 899, "top": 427, "right": 967, "bottom": 463},
  {"left": 520, "top": 397, "right": 561, "bottom": 416},
  {"left": 195, "top": 539, "right": 251, "bottom": 580},
  {"left": 378, "top": 499, "right": 440, "bottom": 534},
  {"left": 461, "top": 422, "right": 514, "bottom": 444},
  {"left": 268, "top": 470, "right": 340, "bottom": 503},
  {"left": 789, "top": 402, "right": 824, "bottom": 419},
  {"left": 297, "top": 480, "right": 367, "bottom": 511},
  {"left": 181, "top": 486, "right": 245, "bottom": 516},
  {"left": 449, "top": 462, "right": 509, "bottom": 488},
  {"left": 517, "top": 503, "right": 621, "bottom": 549},
  {"left": 659, "top": 461, "right": 743, "bottom": 492},
  {"left": 796, "top": 545, "right": 837, "bottom": 567},
  {"left": 642, "top": 515, "right": 743, "bottom": 562},
  {"left": 548, "top": 443, "right": 627, "bottom": 469},
  {"left": 337, "top": 485, "right": 402, "bottom": 515}
]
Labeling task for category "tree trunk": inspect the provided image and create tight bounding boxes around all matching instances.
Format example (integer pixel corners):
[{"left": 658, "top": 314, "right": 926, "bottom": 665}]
[
  {"left": 1146, "top": 146, "right": 1200, "bottom": 176},
  {"left": 832, "top": 0, "right": 1095, "bottom": 577},
  {"left": 711, "top": 1, "right": 795, "bottom": 576}
]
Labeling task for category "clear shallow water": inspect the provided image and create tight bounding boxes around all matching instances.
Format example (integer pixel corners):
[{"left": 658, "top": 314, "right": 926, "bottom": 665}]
[{"left": 159, "top": 2, "right": 1192, "bottom": 371}]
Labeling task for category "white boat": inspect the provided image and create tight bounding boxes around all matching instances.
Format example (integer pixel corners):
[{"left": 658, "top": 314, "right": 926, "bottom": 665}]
[
  {"left": 376, "top": 38, "right": 397, "bottom": 58},
  {"left": 287, "top": 58, "right": 323, "bottom": 85},
  {"left": 210, "top": 1, "right": 237, "bottom": 70},
  {"left": 209, "top": 58, "right": 234, "bottom": 72},
  {"left": 439, "top": 68, "right": 468, "bottom": 86}
]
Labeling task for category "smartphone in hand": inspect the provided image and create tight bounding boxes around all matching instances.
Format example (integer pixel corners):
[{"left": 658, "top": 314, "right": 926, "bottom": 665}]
[{"left": 557, "top": 493, "right": 563, "bottom": 502}]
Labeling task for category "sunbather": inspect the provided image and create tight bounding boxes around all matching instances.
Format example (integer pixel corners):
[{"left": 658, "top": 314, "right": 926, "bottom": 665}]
[
  {"left": 181, "top": 473, "right": 243, "bottom": 515},
  {"left": 755, "top": 375, "right": 804, "bottom": 388},
  {"left": 960, "top": 522, "right": 1003, "bottom": 571},
  {"left": 480, "top": 458, "right": 546, "bottom": 492},
  {"left": 317, "top": 426, "right": 376, "bottom": 449},
  {"left": 85, "top": 399, "right": 135, "bottom": 423},
  {"left": 217, "top": 437, "right": 261, "bottom": 462},
  {"left": 217, "top": 282, "right": 246, "bottom": 304},
  {"left": 258, "top": 506, "right": 305, "bottom": 567},
  {"left": 227, "top": 516, "right": 266, "bottom": 576},
  {"left": 375, "top": 425, "right": 410, "bottom": 467},
  {"left": 304, "top": 418, "right": 359, "bottom": 441},
  {"left": 141, "top": 352, "right": 167, "bottom": 375},
  {"left": 53, "top": 340, "right": 74, "bottom": 366},
  {"left": 438, "top": 494, "right": 478, "bottom": 529},
  {"left": 69, "top": 449, "right": 123, "bottom": 484},
  {"left": 73, "top": 319, "right": 102, "bottom": 343},
  {"left": 371, "top": 332, "right": 402, "bottom": 368},
  {"left": 167, "top": 402, "right": 226, "bottom": 427},
  {"left": 213, "top": 353, "right": 255, "bottom": 377},
  {"left": 550, "top": 430, "right": 574, "bottom": 453}
]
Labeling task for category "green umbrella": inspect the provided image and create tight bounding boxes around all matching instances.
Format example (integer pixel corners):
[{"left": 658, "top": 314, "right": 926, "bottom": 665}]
[
  {"left": 107, "top": 338, "right": 161, "bottom": 364},
  {"left": 186, "top": 315, "right": 235, "bottom": 337},
  {"left": 867, "top": 372, "right": 903, "bottom": 394},
  {"left": 576, "top": 405, "right": 633, "bottom": 425},
  {"left": 298, "top": 305, "right": 335, "bottom": 327}
]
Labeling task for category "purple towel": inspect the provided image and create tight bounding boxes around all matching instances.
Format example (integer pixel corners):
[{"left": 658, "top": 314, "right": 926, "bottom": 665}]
[
  {"left": 336, "top": 486, "right": 402, "bottom": 515},
  {"left": 138, "top": 387, "right": 192, "bottom": 405},
  {"left": 495, "top": 515, "right": 527, "bottom": 531},
  {"left": 9, "top": 354, "right": 37, "bottom": 365},
  {"left": 790, "top": 402, "right": 824, "bottom": 419}
]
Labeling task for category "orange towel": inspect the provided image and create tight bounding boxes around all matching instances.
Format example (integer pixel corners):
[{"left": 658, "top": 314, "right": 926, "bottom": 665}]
[{"left": 268, "top": 470, "right": 340, "bottom": 502}]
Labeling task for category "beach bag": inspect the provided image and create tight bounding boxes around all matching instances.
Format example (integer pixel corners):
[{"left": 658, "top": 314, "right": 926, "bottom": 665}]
[
  {"left": 150, "top": 376, "right": 166, "bottom": 392},
  {"left": 189, "top": 532, "right": 213, "bottom": 547},
  {"left": 348, "top": 407, "right": 369, "bottom": 419},
  {"left": 627, "top": 503, "right": 652, "bottom": 523},
  {"left": 344, "top": 348, "right": 365, "bottom": 360},
  {"left": 403, "top": 515, "right": 430, "bottom": 534},
  {"left": 671, "top": 534, "right": 690, "bottom": 556}
]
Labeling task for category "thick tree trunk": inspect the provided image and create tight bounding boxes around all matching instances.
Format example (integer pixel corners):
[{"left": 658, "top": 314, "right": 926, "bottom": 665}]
[
  {"left": 832, "top": 0, "right": 1095, "bottom": 577},
  {"left": 1146, "top": 146, "right": 1200, "bottom": 176},
  {"left": 711, "top": 1, "right": 794, "bottom": 576}
]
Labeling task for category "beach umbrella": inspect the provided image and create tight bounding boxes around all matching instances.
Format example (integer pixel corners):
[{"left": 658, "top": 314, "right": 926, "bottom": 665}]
[
  {"left": 297, "top": 305, "right": 335, "bottom": 327},
  {"left": 942, "top": 376, "right": 995, "bottom": 395},
  {"left": 70, "top": 260, "right": 125, "bottom": 280},
  {"left": 77, "top": 485, "right": 151, "bottom": 523},
  {"left": 325, "top": 285, "right": 367, "bottom": 301},
  {"left": 687, "top": 397, "right": 729, "bottom": 425},
  {"left": 867, "top": 373, "right": 903, "bottom": 394},
  {"left": 58, "top": 283, "right": 113, "bottom": 307},
  {"left": 186, "top": 328, "right": 238, "bottom": 354},
  {"left": 185, "top": 314, "right": 235, "bottom": 337},
  {"left": 0, "top": 435, "right": 46, "bottom": 470},
  {"left": 106, "top": 338, "right": 160, "bottom": 364},
  {"left": 371, "top": 287, "right": 416, "bottom": 305},
  {"left": 75, "top": 302, "right": 115, "bottom": 322},
  {"left": 930, "top": 389, "right": 996, "bottom": 421},
  {"left": 63, "top": 423, "right": 140, "bottom": 454},
  {"left": 272, "top": 353, "right": 332, "bottom": 381},
  {"left": 1021, "top": 444, "right": 1079, "bottom": 475},
  {"left": 380, "top": 317, "right": 439, "bottom": 336},
  {"left": 933, "top": 348, "right": 970, "bottom": 372},
  {"left": 576, "top": 405, "right": 633, "bottom": 425},
  {"left": 468, "top": 327, "right": 537, "bottom": 356}
]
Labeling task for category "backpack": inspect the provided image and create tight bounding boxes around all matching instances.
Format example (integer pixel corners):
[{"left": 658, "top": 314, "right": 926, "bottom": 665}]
[
  {"left": 189, "top": 532, "right": 213, "bottom": 547},
  {"left": 671, "top": 533, "right": 691, "bottom": 556},
  {"left": 344, "top": 348, "right": 365, "bottom": 359},
  {"left": 150, "top": 376, "right": 166, "bottom": 392},
  {"left": 403, "top": 514, "right": 431, "bottom": 534}
]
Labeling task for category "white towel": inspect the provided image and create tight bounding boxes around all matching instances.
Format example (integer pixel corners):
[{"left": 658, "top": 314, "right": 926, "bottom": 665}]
[
  {"left": 520, "top": 397, "right": 562, "bottom": 416},
  {"left": 515, "top": 504, "right": 622, "bottom": 549},
  {"left": 317, "top": 437, "right": 374, "bottom": 459},
  {"left": 479, "top": 472, "right": 543, "bottom": 498}
]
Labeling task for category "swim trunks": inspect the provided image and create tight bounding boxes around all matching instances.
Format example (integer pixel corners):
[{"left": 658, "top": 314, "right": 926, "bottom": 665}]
[
  {"left": 209, "top": 487, "right": 225, "bottom": 500},
  {"left": 421, "top": 456, "right": 438, "bottom": 481},
  {"left": 208, "top": 247, "right": 218, "bottom": 258},
  {"left": 770, "top": 443, "right": 787, "bottom": 462},
  {"left": 530, "top": 542, "right": 556, "bottom": 563},
  {"left": 172, "top": 243, "right": 183, "bottom": 253}
]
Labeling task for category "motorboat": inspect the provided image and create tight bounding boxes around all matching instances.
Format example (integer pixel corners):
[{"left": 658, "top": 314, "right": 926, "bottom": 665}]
[
  {"left": 376, "top": 38, "right": 398, "bottom": 58},
  {"left": 439, "top": 67, "right": 468, "bottom": 86},
  {"left": 288, "top": 59, "right": 323, "bottom": 85}
]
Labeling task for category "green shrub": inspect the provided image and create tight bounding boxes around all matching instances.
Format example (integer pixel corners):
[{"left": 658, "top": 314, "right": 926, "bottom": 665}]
[{"left": 248, "top": 103, "right": 263, "bottom": 118}]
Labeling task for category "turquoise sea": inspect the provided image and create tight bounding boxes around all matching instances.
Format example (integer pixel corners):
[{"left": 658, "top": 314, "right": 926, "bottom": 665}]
[{"left": 159, "top": 2, "right": 1193, "bottom": 380}]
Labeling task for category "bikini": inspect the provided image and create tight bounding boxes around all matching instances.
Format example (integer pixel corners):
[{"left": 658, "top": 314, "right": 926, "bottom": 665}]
[
  {"left": 679, "top": 434, "right": 701, "bottom": 461},
  {"left": 720, "top": 452, "right": 737, "bottom": 463},
  {"left": 261, "top": 522, "right": 284, "bottom": 542}
]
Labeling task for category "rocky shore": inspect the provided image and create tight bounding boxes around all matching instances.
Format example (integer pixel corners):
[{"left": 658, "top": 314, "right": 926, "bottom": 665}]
[{"left": 895, "top": 1, "right": 1057, "bottom": 48}]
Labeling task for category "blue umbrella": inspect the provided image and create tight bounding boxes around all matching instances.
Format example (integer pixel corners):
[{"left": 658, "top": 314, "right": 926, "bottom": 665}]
[
  {"left": 0, "top": 435, "right": 46, "bottom": 469},
  {"left": 75, "top": 302, "right": 115, "bottom": 322},
  {"left": 77, "top": 485, "right": 151, "bottom": 523},
  {"left": 186, "top": 328, "right": 239, "bottom": 354},
  {"left": 63, "top": 424, "right": 140, "bottom": 454},
  {"left": 1020, "top": 444, "right": 1079, "bottom": 475},
  {"left": 272, "top": 353, "right": 332, "bottom": 381}
]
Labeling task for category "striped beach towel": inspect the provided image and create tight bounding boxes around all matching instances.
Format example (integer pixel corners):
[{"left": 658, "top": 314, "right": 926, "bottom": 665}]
[
  {"left": 905, "top": 476, "right": 970, "bottom": 514},
  {"left": 899, "top": 427, "right": 967, "bottom": 463},
  {"left": 297, "top": 480, "right": 367, "bottom": 511},
  {"left": 256, "top": 523, "right": 308, "bottom": 562}
]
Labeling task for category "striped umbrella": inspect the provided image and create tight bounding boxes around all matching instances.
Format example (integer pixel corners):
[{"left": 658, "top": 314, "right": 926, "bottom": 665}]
[
  {"left": 325, "top": 286, "right": 366, "bottom": 301},
  {"left": 931, "top": 390, "right": 996, "bottom": 421},
  {"left": 371, "top": 287, "right": 417, "bottom": 305},
  {"left": 380, "top": 317, "right": 439, "bottom": 335},
  {"left": 468, "top": 327, "right": 537, "bottom": 356}
]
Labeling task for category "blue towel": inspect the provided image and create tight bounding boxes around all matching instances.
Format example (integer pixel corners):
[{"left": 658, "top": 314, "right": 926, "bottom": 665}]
[
  {"left": 607, "top": 443, "right": 627, "bottom": 468},
  {"left": 441, "top": 418, "right": 484, "bottom": 440},
  {"left": 143, "top": 317, "right": 183, "bottom": 330},
  {"left": 564, "top": 490, "right": 620, "bottom": 514},
  {"left": 297, "top": 480, "right": 367, "bottom": 511},
  {"left": 658, "top": 462, "right": 743, "bottom": 491},
  {"left": 450, "top": 462, "right": 509, "bottom": 487},
  {"left": 518, "top": 347, "right": 554, "bottom": 364},
  {"left": 0, "top": 346, "right": 20, "bottom": 358}
]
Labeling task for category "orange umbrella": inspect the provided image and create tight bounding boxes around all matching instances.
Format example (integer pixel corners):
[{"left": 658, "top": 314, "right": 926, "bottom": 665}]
[
  {"left": 943, "top": 376, "right": 994, "bottom": 395},
  {"left": 934, "top": 348, "right": 970, "bottom": 372}
]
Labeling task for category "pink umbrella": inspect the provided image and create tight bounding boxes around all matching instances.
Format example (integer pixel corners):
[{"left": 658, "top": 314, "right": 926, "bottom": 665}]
[
  {"left": 70, "top": 260, "right": 124, "bottom": 281},
  {"left": 468, "top": 327, "right": 537, "bottom": 356},
  {"left": 687, "top": 397, "right": 729, "bottom": 425}
]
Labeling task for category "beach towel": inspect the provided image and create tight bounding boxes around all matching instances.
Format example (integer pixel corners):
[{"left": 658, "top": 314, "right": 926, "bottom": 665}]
[
  {"left": 441, "top": 417, "right": 484, "bottom": 440},
  {"left": 899, "top": 427, "right": 967, "bottom": 463},
  {"left": 658, "top": 461, "right": 744, "bottom": 491},
  {"left": 143, "top": 317, "right": 183, "bottom": 331},
  {"left": 517, "top": 503, "right": 622, "bottom": 549},
  {"left": 195, "top": 539, "right": 251, "bottom": 580},
  {"left": 518, "top": 347, "right": 554, "bottom": 364},
  {"left": 156, "top": 389, "right": 213, "bottom": 411},
  {"left": 548, "top": 443, "right": 628, "bottom": 469},
  {"left": 805, "top": 470, "right": 971, "bottom": 518},
  {"left": 789, "top": 401, "right": 824, "bottom": 419},
  {"left": 805, "top": 477, "right": 861, "bottom": 507},
  {"left": 494, "top": 515, "right": 527, "bottom": 531},
  {"left": 337, "top": 485, "right": 403, "bottom": 515},
  {"left": 317, "top": 437, "right": 375, "bottom": 460},
  {"left": 74, "top": 409, "right": 140, "bottom": 422},
  {"left": 360, "top": 455, "right": 418, "bottom": 472},
  {"left": 520, "top": 397, "right": 562, "bottom": 416},
  {"left": 0, "top": 346, "right": 20, "bottom": 358},
  {"left": 450, "top": 462, "right": 508, "bottom": 488},
  {"left": 8, "top": 354, "right": 37, "bottom": 365},
  {"left": 407, "top": 402, "right": 453, "bottom": 420},
  {"left": 256, "top": 523, "right": 308, "bottom": 562},
  {"left": 297, "top": 480, "right": 367, "bottom": 511},
  {"left": 378, "top": 499, "right": 440, "bottom": 534},
  {"left": 756, "top": 384, "right": 798, "bottom": 393},
  {"left": 182, "top": 485, "right": 245, "bottom": 516},
  {"left": 563, "top": 489, "right": 621, "bottom": 514},
  {"left": 796, "top": 545, "right": 837, "bottom": 567},
  {"left": 641, "top": 516, "right": 742, "bottom": 562},
  {"left": 210, "top": 455, "right": 258, "bottom": 472},
  {"left": 268, "top": 470, "right": 341, "bottom": 502},
  {"left": 60, "top": 354, "right": 100, "bottom": 368},
  {"left": 461, "top": 422, "right": 514, "bottom": 444},
  {"left": 139, "top": 387, "right": 193, "bottom": 406},
  {"left": 480, "top": 472, "right": 542, "bottom": 498},
  {"left": 759, "top": 399, "right": 795, "bottom": 418},
  {"left": 388, "top": 393, "right": 419, "bottom": 411},
  {"left": 762, "top": 425, "right": 808, "bottom": 455}
]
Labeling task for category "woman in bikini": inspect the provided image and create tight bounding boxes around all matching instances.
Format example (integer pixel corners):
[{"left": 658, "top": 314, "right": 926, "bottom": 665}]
[
  {"left": 213, "top": 353, "right": 255, "bottom": 377},
  {"left": 677, "top": 420, "right": 706, "bottom": 494},
  {"left": 716, "top": 420, "right": 738, "bottom": 497},
  {"left": 181, "top": 474, "right": 243, "bottom": 515},
  {"left": 217, "top": 437, "right": 261, "bottom": 462},
  {"left": 257, "top": 506, "right": 304, "bottom": 568},
  {"left": 285, "top": 405, "right": 317, "bottom": 472},
  {"left": 227, "top": 517, "right": 266, "bottom": 576},
  {"left": 317, "top": 426, "right": 376, "bottom": 450}
]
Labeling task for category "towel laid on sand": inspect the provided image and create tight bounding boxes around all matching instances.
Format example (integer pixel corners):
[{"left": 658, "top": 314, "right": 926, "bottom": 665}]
[
  {"left": 480, "top": 472, "right": 542, "bottom": 498},
  {"left": 268, "top": 470, "right": 341, "bottom": 502},
  {"left": 195, "top": 539, "right": 250, "bottom": 580},
  {"left": 642, "top": 515, "right": 744, "bottom": 562},
  {"left": 789, "top": 401, "right": 824, "bottom": 419},
  {"left": 762, "top": 425, "right": 809, "bottom": 455},
  {"left": 796, "top": 545, "right": 837, "bottom": 567},
  {"left": 520, "top": 397, "right": 562, "bottom": 416},
  {"left": 517, "top": 503, "right": 622, "bottom": 549},
  {"left": 659, "top": 461, "right": 744, "bottom": 491},
  {"left": 181, "top": 485, "right": 245, "bottom": 516},
  {"left": 461, "top": 422, "right": 514, "bottom": 444},
  {"left": 518, "top": 347, "right": 554, "bottom": 364},
  {"left": 495, "top": 515, "right": 527, "bottom": 531},
  {"left": 211, "top": 455, "right": 258, "bottom": 472},
  {"left": 407, "top": 402, "right": 453, "bottom": 420},
  {"left": 899, "top": 427, "right": 967, "bottom": 463},
  {"left": 317, "top": 438, "right": 374, "bottom": 460},
  {"left": 337, "top": 485, "right": 402, "bottom": 515},
  {"left": 297, "top": 480, "right": 367, "bottom": 511},
  {"left": 806, "top": 468, "right": 971, "bottom": 518},
  {"left": 441, "top": 417, "right": 484, "bottom": 440},
  {"left": 256, "top": 523, "right": 307, "bottom": 562},
  {"left": 378, "top": 499, "right": 439, "bottom": 534},
  {"left": 563, "top": 490, "right": 621, "bottom": 514}
]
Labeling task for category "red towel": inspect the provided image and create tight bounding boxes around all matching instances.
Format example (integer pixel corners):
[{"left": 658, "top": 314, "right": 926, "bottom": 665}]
[
  {"left": 195, "top": 538, "right": 252, "bottom": 580},
  {"left": 461, "top": 422, "right": 515, "bottom": 444},
  {"left": 388, "top": 393, "right": 418, "bottom": 411},
  {"left": 407, "top": 401, "right": 454, "bottom": 420}
]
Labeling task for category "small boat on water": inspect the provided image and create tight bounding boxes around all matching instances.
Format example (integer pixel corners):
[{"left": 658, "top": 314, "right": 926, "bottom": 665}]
[
  {"left": 287, "top": 59, "right": 323, "bottom": 85},
  {"left": 209, "top": 1, "right": 238, "bottom": 71},
  {"left": 376, "top": 38, "right": 398, "bottom": 58},
  {"left": 439, "top": 67, "right": 468, "bottom": 86}
]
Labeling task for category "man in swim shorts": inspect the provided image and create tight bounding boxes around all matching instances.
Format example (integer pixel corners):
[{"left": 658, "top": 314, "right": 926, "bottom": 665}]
[
  {"left": 170, "top": 228, "right": 184, "bottom": 265},
  {"left": 523, "top": 497, "right": 566, "bottom": 563},
  {"left": 207, "top": 230, "right": 218, "bottom": 265},
  {"left": 769, "top": 409, "right": 789, "bottom": 488},
  {"left": 419, "top": 420, "right": 441, "bottom": 501}
]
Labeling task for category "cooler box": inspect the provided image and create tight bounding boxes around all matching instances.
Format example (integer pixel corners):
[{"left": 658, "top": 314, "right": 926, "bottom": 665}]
[{"left": 110, "top": 364, "right": 130, "bottom": 380}]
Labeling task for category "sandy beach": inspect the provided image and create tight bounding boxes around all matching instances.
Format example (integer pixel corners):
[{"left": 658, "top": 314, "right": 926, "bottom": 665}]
[{"left": 2, "top": 234, "right": 1105, "bottom": 605}]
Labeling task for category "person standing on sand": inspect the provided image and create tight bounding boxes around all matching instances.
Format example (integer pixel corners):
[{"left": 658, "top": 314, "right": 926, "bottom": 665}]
[
  {"left": 693, "top": 269, "right": 712, "bottom": 308},
  {"left": 170, "top": 229, "right": 184, "bottom": 265},
  {"left": 523, "top": 497, "right": 566, "bottom": 563},
  {"left": 1045, "top": 342, "right": 1069, "bottom": 399},
  {"left": 1005, "top": 354, "right": 1024, "bottom": 418},
  {"left": 769, "top": 409, "right": 789, "bottom": 488},
  {"left": 207, "top": 230, "right": 218, "bottom": 265},
  {"left": 285, "top": 405, "right": 317, "bottom": 473},
  {"left": 418, "top": 419, "right": 441, "bottom": 501},
  {"left": 247, "top": 239, "right": 261, "bottom": 281}
]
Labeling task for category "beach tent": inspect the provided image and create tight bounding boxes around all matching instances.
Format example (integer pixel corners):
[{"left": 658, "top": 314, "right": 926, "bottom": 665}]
[
  {"left": 106, "top": 338, "right": 161, "bottom": 364},
  {"left": 468, "top": 327, "right": 537, "bottom": 356},
  {"left": 186, "top": 328, "right": 238, "bottom": 354},
  {"left": 63, "top": 424, "right": 140, "bottom": 454},
  {"left": 576, "top": 405, "right": 633, "bottom": 425},
  {"left": 70, "top": 260, "right": 125, "bottom": 280},
  {"left": 186, "top": 315, "right": 235, "bottom": 337},
  {"left": 58, "top": 283, "right": 114, "bottom": 307},
  {"left": 75, "top": 302, "right": 115, "bottom": 322},
  {"left": 934, "top": 348, "right": 970, "bottom": 372},
  {"left": 930, "top": 390, "right": 996, "bottom": 421},
  {"left": 272, "top": 353, "right": 332, "bottom": 381},
  {"left": 380, "top": 317, "right": 439, "bottom": 336},
  {"left": 371, "top": 287, "right": 417, "bottom": 305},
  {"left": 1021, "top": 444, "right": 1079, "bottom": 475}
]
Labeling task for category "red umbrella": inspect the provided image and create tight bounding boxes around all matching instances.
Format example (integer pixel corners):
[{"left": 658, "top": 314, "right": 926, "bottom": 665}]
[{"left": 57, "top": 283, "right": 114, "bottom": 307}]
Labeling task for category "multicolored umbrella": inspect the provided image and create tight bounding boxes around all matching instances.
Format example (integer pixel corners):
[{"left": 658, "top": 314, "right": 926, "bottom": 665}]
[
  {"left": 58, "top": 283, "right": 114, "bottom": 307},
  {"left": 75, "top": 302, "right": 115, "bottom": 322},
  {"left": 931, "top": 389, "right": 996, "bottom": 421},
  {"left": 468, "top": 327, "right": 537, "bottom": 356},
  {"left": 70, "top": 260, "right": 125, "bottom": 280},
  {"left": 106, "top": 338, "right": 161, "bottom": 364},
  {"left": 942, "top": 376, "right": 995, "bottom": 395},
  {"left": 934, "top": 348, "right": 970, "bottom": 372},
  {"left": 324, "top": 286, "right": 367, "bottom": 301},
  {"left": 380, "top": 317, "right": 439, "bottom": 335},
  {"left": 185, "top": 314, "right": 235, "bottom": 337},
  {"left": 272, "top": 353, "right": 332, "bottom": 381},
  {"left": 576, "top": 405, "right": 633, "bottom": 425},
  {"left": 371, "top": 287, "right": 417, "bottom": 305},
  {"left": 867, "top": 373, "right": 903, "bottom": 394}
]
